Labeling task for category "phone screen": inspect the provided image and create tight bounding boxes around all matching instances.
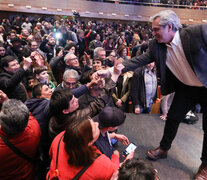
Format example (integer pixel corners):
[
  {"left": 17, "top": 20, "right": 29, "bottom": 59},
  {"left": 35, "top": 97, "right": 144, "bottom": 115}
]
[{"left": 124, "top": 143, "right": 137, "bottom": 156}]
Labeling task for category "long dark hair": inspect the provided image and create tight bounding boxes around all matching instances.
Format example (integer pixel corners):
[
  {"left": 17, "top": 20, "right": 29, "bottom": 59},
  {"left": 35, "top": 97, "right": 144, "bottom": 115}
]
[{"left": 63, "top": 117, "right": 97, "bottom": 167}]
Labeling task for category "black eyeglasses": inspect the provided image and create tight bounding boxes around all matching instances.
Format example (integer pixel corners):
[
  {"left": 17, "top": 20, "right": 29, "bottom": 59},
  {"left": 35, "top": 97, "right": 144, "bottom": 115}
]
[{"left": 64, "top": 81, "right": 77, "bottom": 86}]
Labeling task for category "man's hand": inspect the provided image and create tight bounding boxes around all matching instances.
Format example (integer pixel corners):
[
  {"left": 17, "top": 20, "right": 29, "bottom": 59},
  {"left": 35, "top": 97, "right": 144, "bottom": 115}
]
[
  {"left": 23, "top": 57, "right": 32, "bottom": 71},
  {"left": 0, "top": 90, "right": 8, "bottom": 104},
  {"left": 113, "top": 150, "right": 120, "bottom": 157},
  {"left": 116, "top": 99, "right": 122, "bottom": 107},
  {"left": 95, "top": 69, "right": 111, "bottom": 79},
  {"left": 47, "top": 32, "right": 53, "bottom": 40},
  {"left": 84, "top": 51, "right": 91, "bottom": 66},
  {"left": 134, "top": 107, "right": 141, "bottom": 114},
  {"left": 114, "top": 133, "right": 130, "bottom": 146},
  {"left": 110, "top": 132, "right": 129, "bottom": 146},
  {"left": 160, "top": 114, "right": 167, "bottom": 120},
  {"left": 125, "top": 151, "right": 135, "bottom": 161},
  {"left": 86, "top": 77, "right": 102, "bottom": 89}
]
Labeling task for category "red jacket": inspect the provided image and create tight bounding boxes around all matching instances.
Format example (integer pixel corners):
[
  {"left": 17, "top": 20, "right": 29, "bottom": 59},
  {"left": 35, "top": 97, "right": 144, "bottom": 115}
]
[
  {"left": 0, "top": 113, "right": 41, "bottom": 180},
  {"left": 47, "top": 132, "right": 119, "bottom": 180}
]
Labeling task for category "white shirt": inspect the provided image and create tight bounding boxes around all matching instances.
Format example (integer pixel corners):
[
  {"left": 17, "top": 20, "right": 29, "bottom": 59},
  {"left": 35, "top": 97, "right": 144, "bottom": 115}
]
[{"left": 166, "top": 31, "right": 203, "bottom": 87}]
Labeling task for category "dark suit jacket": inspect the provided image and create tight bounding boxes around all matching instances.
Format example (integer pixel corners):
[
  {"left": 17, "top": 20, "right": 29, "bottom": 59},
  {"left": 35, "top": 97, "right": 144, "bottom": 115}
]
[{"left": 123, "top": 24, "right": 207, "bottom": 95}]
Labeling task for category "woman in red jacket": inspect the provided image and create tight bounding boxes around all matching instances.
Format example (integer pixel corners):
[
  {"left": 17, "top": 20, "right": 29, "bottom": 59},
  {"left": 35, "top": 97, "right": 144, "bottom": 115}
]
[{"left": 47, "top": 117, "right": 120, "bottom": 180}]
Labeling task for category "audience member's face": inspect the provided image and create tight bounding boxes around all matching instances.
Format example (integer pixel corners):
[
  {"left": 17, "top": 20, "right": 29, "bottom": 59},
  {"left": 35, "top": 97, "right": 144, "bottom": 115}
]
[
  {"left": 21, "top": 29, "right": 29, "bottom": 37},
  {"left": 0, "top": 47, "right": 6, "bottom": 56},
  {"left": 30, "top": 41, "right": 38, "bottom": 51},
  {"left": 12, "top": 42, "right": 22, "bottom": 49},
  {"left": 28, "top": 78, "right": 35, "bottom": 89},
  {"left": 147, "top": 62, "right": 155, "bottom": 70},
  {"left": 44, "top": 22, "right": 50, "bottom": 29},
  {"left": 122, "top": 48, "right": 127, "bottom": 57},
  {"left": 109, "top": 38, "right": 113, "bottom": 44},
  {"left": 36, "top": 70, "right": 49, "bottom": 83},
  {"left": 40, "top": 85, "right": 53, "bottom": 99},
  {"left": 69, "top": 46, "right": 76, "bottom": 54},
  {"left": 93, "top": 60, "right": 102, "bottom": 71},
  {"left": 10, "top": 33, "right": 16, "bottom": 39},
  {"left": 4, "top": 59, "right": 20, "bottom": 74},
  {"left": 96, "top": 34, "right": 101, "bottom": 41},
  {"left": 49, "top": 37, "right": 56, "bottom": 46},
  {"left": 63, "top": 77, "right": 77, "bottom": 89},
  {"left": 81, "top": 58, "right": 86, "bottom": 66},
  {"left": 78, "top": 32, "right": 84, "bottom": 38},
  {"left": 118, "top": 38, "right": 123, "bottom": 45},
  {"left": 65, "top": 54, "right": 80, "bottom": 67},
  {"left": 91, "top": 73, "right": 104, "bottom": 89},
  {"left": 67, "top": 95, "right": 79, "bottom": 113},
  {"left": 97, "top": 50, "right": 106, "bottom": 60},
  {"left": 89, "top": 119, "right": 100, "bottom": 145},
  {"left": 31, "top": 52, "right": 45, "bottom": 66},
  {"left": 109, "top": 52, "right": 116, "bottom": 62}
]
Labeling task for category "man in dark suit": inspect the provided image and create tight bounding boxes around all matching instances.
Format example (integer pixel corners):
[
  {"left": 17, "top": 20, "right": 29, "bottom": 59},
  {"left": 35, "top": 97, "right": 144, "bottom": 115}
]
[{"left": 98, "top": 10, "right": 207, "bottom": 180}]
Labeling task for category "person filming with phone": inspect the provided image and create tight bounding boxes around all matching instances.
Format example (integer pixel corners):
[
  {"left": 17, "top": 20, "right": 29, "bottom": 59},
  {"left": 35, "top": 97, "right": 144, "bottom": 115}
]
[{"left": 93, "top": 106, "right": 130, "bottom": 159}]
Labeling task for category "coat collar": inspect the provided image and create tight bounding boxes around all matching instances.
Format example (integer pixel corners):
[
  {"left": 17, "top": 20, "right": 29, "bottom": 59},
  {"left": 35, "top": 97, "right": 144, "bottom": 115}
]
[{"left": 179, "top": 29, "right": 193, "bottom": 69}]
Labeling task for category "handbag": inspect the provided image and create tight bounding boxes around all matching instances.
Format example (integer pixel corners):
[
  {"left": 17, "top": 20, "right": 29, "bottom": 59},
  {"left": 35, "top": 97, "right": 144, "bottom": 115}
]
[{"left": 49, "top": 133, "right": 100, "bottom": 180}]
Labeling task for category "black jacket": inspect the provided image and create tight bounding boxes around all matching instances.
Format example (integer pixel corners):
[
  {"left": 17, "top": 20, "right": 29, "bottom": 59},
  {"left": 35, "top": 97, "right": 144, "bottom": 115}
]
[
  {"left": 123, "top": 24, "right": 207, "bottom": 95},
  {"left": 130, "top": 67, "right": 157, "bottom": 108},
  {"left": 0, "top": 67, "right": 27, "bottom": 102},
  {"left": 40, "top": 39, "right": 55, "bottom": 63},
  {"left": 48, "top": 79, "right": 116, "bottom": 139}
]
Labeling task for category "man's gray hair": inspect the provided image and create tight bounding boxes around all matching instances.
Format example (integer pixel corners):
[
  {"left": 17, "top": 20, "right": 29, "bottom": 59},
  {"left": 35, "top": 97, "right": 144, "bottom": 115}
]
[
  {"left": 63, "top": 69, "right": 80, "bottom": 81},
  {"left": 64, "top": 52, "right": 73, "bottom": 63},
  {"left": 0, "top": 99, "right": 29, "bottom": 135},
  {"left": 150, "top": 10, "right": 182, "bottom": 31},
  {"left": 94, "top": 47, "right": 105, "bottom": 58}
]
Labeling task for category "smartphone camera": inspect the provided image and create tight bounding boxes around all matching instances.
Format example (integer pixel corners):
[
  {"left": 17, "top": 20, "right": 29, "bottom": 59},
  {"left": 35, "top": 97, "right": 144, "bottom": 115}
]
[
  {"left": 54, "top": 32, "right": 62, "bottom": 40},
  {"left": 123, "top": 142, "right": 137, "bottom": 156}
]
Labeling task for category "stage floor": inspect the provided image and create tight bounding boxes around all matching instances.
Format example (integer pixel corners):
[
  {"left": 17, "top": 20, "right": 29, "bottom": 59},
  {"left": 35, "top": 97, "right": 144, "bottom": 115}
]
[{"left": 115, "top": 113, "right": 203, "bottom": 180}]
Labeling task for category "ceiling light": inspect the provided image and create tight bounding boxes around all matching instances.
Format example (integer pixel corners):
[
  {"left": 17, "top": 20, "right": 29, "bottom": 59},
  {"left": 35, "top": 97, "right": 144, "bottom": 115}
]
[
  {"left": 26, "top": 5, "right": 31, "bottom": 9},
  {"left": 8, "top": 4, "right": 14, "bottom": 7}
]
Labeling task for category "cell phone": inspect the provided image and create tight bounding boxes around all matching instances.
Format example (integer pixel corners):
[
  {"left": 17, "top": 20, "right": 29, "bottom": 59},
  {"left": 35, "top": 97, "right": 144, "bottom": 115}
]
[{"left": 123, "top": 142, "right": 137, "bottom": 156}]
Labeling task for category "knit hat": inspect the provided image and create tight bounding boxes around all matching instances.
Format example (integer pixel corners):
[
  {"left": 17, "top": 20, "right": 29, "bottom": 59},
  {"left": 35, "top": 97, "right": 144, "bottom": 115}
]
[{"left": 93, "top": 106, "right": 126, "bottom": 129}]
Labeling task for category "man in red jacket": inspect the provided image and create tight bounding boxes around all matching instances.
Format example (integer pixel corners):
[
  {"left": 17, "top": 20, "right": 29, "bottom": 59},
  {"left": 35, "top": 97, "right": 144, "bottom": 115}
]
[{"left": 0, "top": 98, "right": 41, "bottom": 180}]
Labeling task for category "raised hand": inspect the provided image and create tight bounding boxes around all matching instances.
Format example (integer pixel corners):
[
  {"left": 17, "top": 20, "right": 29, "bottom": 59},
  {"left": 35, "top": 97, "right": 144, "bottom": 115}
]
[
  {"left": 84, "top": 51, "right": 91, "bottom": 66},
  {"left": 0, "top": 90, "right": 8, "bottom": 104},
  {"left": 23, "top": 56, "right": 32, "bottom": 70}
]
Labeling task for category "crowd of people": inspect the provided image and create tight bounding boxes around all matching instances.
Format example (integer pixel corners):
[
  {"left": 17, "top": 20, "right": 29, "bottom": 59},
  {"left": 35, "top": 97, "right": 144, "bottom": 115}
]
[
  {"left": 0, "top": 9, "right": 206, "bottom": 180},
  {"left": 95, "top": 0, "right": 207, "bottom": 8},
  {"left": 0, "top": 13, "right": 161, "bottom": 180}
]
